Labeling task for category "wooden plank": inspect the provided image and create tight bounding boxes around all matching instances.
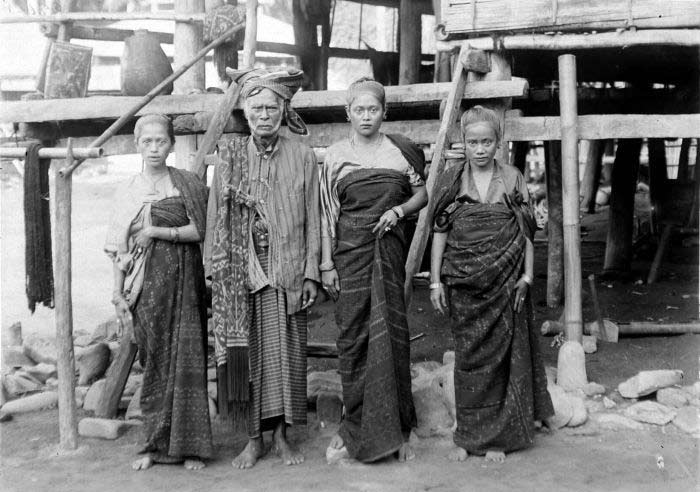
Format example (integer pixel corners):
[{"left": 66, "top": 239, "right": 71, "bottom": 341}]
[
  {"left": 0, "top": 80, "right": 529, "bottom": 123},
  {"left": 95, "top": 338, "right": 138, "bottom": 419},
  {"left": 0, "top": 12, "right": 207, "bottom": 23},
  {"left": 442, "top": 1, "right": 700, "bottom": 36}
]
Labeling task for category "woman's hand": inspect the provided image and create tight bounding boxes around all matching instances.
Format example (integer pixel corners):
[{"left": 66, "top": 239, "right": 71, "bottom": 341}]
[
  {"left": 113, "top": 296, "right": 135, "bottom": 342},
  {"left": 301, "top": 279, "right": 318, "bottom": 309},
  {"left": 430, "top": 284, "right": 448, "bottom": 315},
  {"left": 372, "top": 209, "right": 399, "bottom": 238},
  {"left": 133, "top": 226, "right": 153, "bottom": 249},
  {"left": 513, "top": 278, "right": 530, "bottom": 313},
  {"left": 321, "top": 269, "right": 341, "bottom": 302}
]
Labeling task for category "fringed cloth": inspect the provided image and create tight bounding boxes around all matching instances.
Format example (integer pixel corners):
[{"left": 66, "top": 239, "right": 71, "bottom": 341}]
[
  {"left": 134, "top": 192, "right": 213, "bottom": 459},
  {"left": 24, "top": 143, "right": 54, "bottom": 312},
  {"left": 209, "top": 136, "right": 252, "bottom": 427},
  {"left": 439, "top": 197, "right": 553, "bottom": 455},
  {"left": 334, "top": 169, "right": 417, "bottom": 462}
]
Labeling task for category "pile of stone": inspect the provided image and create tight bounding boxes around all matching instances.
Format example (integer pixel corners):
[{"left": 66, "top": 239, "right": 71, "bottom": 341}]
[{"left": 0, "top": 318, "right": 145, "bottom": 439}]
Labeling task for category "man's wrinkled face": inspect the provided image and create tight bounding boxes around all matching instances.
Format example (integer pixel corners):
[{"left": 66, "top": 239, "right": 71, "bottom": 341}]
[{"left": 244, "top": 89, "right": 284, "bottom": 139}]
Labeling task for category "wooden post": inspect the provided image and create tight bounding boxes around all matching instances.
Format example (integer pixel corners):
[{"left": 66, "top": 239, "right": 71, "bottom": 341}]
[
  {"left": 558, "top": 54, "right": 583, "bottom": 343},
  {"left": 647, "top": 138, "right": 667, "bottom": 231},
  {"left": 580, "top": 140, "right": 604, "bottom": 214},
  {"left": 677, "top": 138, "right": 691, "bottom": 181},
  {"left": 55, "top": 139, "right": 77, "bottom": 450},
  {"left": 603, "top": 139, "right": 642, "bottom": 273},
  {"left": 174, "top": 0, "right": 205, "bottom": 170},
  {"left": 242, "top": 0, "right": 257, "bottom": 69},
  {"left": 399, "top": 0, "right": 421, "bottom": 84},
  {"left": 545, "top": 141, "right": 564, "bottom": 308},
  {"left": 512, "top": 141, "right": 529, "bottom": 173},
  {"left": 292, "top": 0, "right": 318, "bottom": 89}
]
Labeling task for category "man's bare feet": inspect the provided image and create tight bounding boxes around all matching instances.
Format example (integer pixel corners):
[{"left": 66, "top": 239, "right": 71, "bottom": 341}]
[
  {"left": 184, "top": 459, "right": 205, "bottom": 470},
  {"left": 232, "top": 438, "right": 265, "bottom": 469},
  {"left": 485, "top": 450, "right": 506, "bottom": 463},
  {"left": 396, "top": 442, "right": 415, "bottom": 462},
  {"left": 273, "top": 423, "right": 304, "bottom": 466},
  {"left": 541, "top": 417, "right": 559, "bottom": 433},
  {"left": 446, "top": 444, "right": 468, "bottom": 462},
  {"left": 132, "top": 455, "right": 154, "bottom": 471}
]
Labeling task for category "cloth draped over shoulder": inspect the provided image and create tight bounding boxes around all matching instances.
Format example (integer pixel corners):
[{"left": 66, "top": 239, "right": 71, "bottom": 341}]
[
  {"left": 433, "top": 160, "right": 553, "bottom": 455},
  {"left": 104, "top": 167, "right": 206, "bottom": 306}
]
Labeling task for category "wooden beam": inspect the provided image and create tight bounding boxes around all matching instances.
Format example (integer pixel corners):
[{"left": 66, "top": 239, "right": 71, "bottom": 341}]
[
  {"left": 0, "top": 12, "right": 207, "bottom": 23},
  {"left": 437, "top": 30, "right": 700, "bottom": 50},
  {"left": 558, "top": 54, "right": 583, "bottom": 344},
  {"left": 0, "top": 80, "right": 529, "bottom": 123},
  {"left": 40, "top": 23, "right": 174, "bottom": 44}
]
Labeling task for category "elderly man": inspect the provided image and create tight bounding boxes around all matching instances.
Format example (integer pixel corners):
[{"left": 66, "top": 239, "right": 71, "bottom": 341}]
[{"left": 205, "top": 68, "right": 320, "bottom": 469}]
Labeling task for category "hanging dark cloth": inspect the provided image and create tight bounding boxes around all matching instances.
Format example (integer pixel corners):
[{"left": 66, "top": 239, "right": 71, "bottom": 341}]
[{"left": 23, "top": 143, "right": 54, "bottom": 313}]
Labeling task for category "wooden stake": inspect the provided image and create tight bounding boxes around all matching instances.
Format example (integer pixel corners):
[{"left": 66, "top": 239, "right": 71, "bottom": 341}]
[
  {"left": 55, "top": 138, "right": 77, "bottom": 450},
  {"left": 646, "top": 223, "right": 673, "bottom": 284},
  {"left": 603, "top": 139, "right": 642, "bottom": 273},
  {"left": 647, "top": 138, "right": 667, "bottom": 231},
  {"left": 399, "top": 0, "right": 421, "bottom": 85},
  {"left": 558, "top": 54, "right": 583, "bottom": 343},
  {"left": 404, "top": 42, "right": 469, "bottom": 301},
  {"left": 545, "top": 141, "right": 564, "bottom": 308},
  {"left": 242, "top": 0, "right": 258, "bottom": 69},
  {"left": 580, "top": 140, "right": 604, "bottom": 213}
]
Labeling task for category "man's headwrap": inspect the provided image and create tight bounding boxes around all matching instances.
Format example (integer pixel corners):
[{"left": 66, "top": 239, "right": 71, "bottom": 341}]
[
  {"left": 346, "top": 78, "right": 385, "bottom": 107},
  {"left": 226, "top": 67, "right": 308, "bottom": 135}
]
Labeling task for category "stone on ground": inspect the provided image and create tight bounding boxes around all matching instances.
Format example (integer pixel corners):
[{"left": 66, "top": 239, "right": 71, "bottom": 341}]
[
  {"left": 75, "top": 386, "right": 89, "bottom": 408},
  {"left": 556, "top": 341, "right": 588, "bottom": 391},
  {"left": 582, "top": 382, "right": 606, "bottom": 397},
  {"left": 442, "top": 351, "right": 455, "bottom": 365},
  {"left": 22, "top": 334, "right": 57, "bottom": 365},
  {"left": 78, "top": 417, "right": 129, "bottom": 439},
  {"left": 91, "top": 317, "right": 119, "bottom": 343},
  {"left": 617, "top": 370, "right": 684, "bottom": 399},
  {"left": 317, "top": 391, "right": 344, "bottom": 426},
  {"left": 624, "top": 401, "right": 677, "bottom": 425},
  {"left": 2, "top": 371, "right": 43, "bottom": 396},
  {"left": 412, "top": 384, "right": 453, "bottom": 437},
  {"left": 656, "top": 387, "right": 689, "bottom": 408},
  {"left": 83, "top": 379, "right": 106, "bottom": 412},
  {"left": 2, "top": 322, "right": 23, "bottom": 346},
  {"left": 77, "top": 343, "right": 111, "bottom": 386},
  {"left": 547, "top": 384, "right": 573, "bottom": 429},
  {"left": 603, "top": 396, "right": 617, "bottom": 409},
  {"left": 73, "top": 335, "right": 93, "bottom": 347},
  {"left": 582, "top": 335, "right": 597, "bottom": 354},
  {"left": 2, "top": 346, "right": 33, "bottom": 369},
  {"left": 672, "top": 406, "right": 700, "bottom": 434},
  {"left": 22, "top": 362, "right": 57, "bottom": 384},
  {"left": 567, "top": 395, "right": 588, "bottom": 427},
  {"left": 1, "top": 391, "right": 58, "bottom": 414},
  {"left": 123, "top": 374, "right": 142, "bottom": 396},
  {"left": 307, "top": 370, "right": 342, "bottom": 403},
  {"left": 0, "top": 410, "right": 12, "bottom": 422},
  {"left": 591, "top": 412, "right": 644, "bottom": 431},
  {"left": 125, "top": 386, "right": 142, "bottom": 420}
]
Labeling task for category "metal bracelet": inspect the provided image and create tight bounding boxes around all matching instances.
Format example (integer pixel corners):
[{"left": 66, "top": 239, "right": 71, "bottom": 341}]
[
  {"left": 429, "top": 282, "right": 444, "bottom": 290},
  {"left": 319, "top": 261, "right": 335, "bottom": 272},
  {"left": 520, "top": 274, "right": 533, "bottom": 285}
]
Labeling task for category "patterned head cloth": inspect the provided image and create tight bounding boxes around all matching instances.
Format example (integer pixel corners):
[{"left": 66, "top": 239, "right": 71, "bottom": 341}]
[
  {"left": 346, "top": 78, "right": 385, "bottom": 107},
  {"left": 226, "top": 67, "right": 308, "bottom": 135}
]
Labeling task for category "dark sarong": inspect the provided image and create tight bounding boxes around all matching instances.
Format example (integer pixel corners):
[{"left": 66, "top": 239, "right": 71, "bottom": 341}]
[
  {"left": 442, "top": 202, "right": 553, "bottom": 455},
  {"left": 334, "top": 169, "right": 417, "bottom": 462},
  {"left": 134, "top": 196, "right": 213, "bottom": 459}
]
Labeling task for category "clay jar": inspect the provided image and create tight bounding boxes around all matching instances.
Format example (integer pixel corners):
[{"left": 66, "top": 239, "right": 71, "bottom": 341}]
[{"left": 121, "top": 30, "right": 173, "bottom": 96}]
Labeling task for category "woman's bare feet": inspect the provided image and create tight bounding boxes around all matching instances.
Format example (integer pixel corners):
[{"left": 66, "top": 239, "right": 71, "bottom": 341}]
[
  {"left": 446, "top": 444, "right": 468, "bottom": 462},
  {"left": 232, "top": 438, "right": 265, "bottom": 469},
  {"left": 329, "top": 434, "right": 344, "bottom": 449},
  {"left": 396, "top": 442, "right": 415, "bottom": 462},
  {"left": 326, "top": 434, "right": 350, "bottom": 464},
  {"left": 272, "top": 422, "right": 304, "bottom": 466},
  {"left": 485, "top": 450, "right": 506, "bottom": 463},
  {"left": 184, "top": 459, "right": 205, "bottom": 470},
  {"left": 132, "top": 455, "right": 154, "bottom": 471}
]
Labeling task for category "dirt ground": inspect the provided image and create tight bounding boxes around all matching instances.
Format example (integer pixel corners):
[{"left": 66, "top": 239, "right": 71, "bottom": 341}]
[{"left": 1, "top": 162, "right": 699, "bottom": 491}]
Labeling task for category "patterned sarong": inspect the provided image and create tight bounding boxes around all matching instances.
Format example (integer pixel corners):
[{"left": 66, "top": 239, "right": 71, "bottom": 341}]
[
  {"left": 334, "top": 169, "right": 417, "bottom": 462},
  {"left": 441, "top": 200, "right": 553, "bottom": 455},
  {"left": 134, "top": 195, "right": 213, "bottom": 459}
]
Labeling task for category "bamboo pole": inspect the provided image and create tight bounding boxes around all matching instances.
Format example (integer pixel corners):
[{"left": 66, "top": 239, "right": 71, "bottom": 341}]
[
  {"left": 0, "top": 147, "right": 102, "bottom": 159},
  {"left": 0, "top": 12, "right": 207, "bottom": 23},
  {"left": 58, "top": 21, "right": 245, "bottom": 177},
  {"left": 436, "top": 29, "right": 700, "bottom": 51},
  {"left": 558, "top": 54, "right": 583, "bottom": 343},
  {"left": 55, "top": 139, "right": 77, "bottom": 450},
  {"left": 242, "top": 0, "right": 258, "bottom": 69}
]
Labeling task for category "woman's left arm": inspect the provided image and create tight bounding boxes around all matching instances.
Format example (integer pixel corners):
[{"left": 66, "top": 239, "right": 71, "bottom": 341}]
[
  {"left": 372, "top": 185, "right": 428, "bottom": 237},
  {"left": 135, "top": 222, "right": 200, "bottom": 246}
]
